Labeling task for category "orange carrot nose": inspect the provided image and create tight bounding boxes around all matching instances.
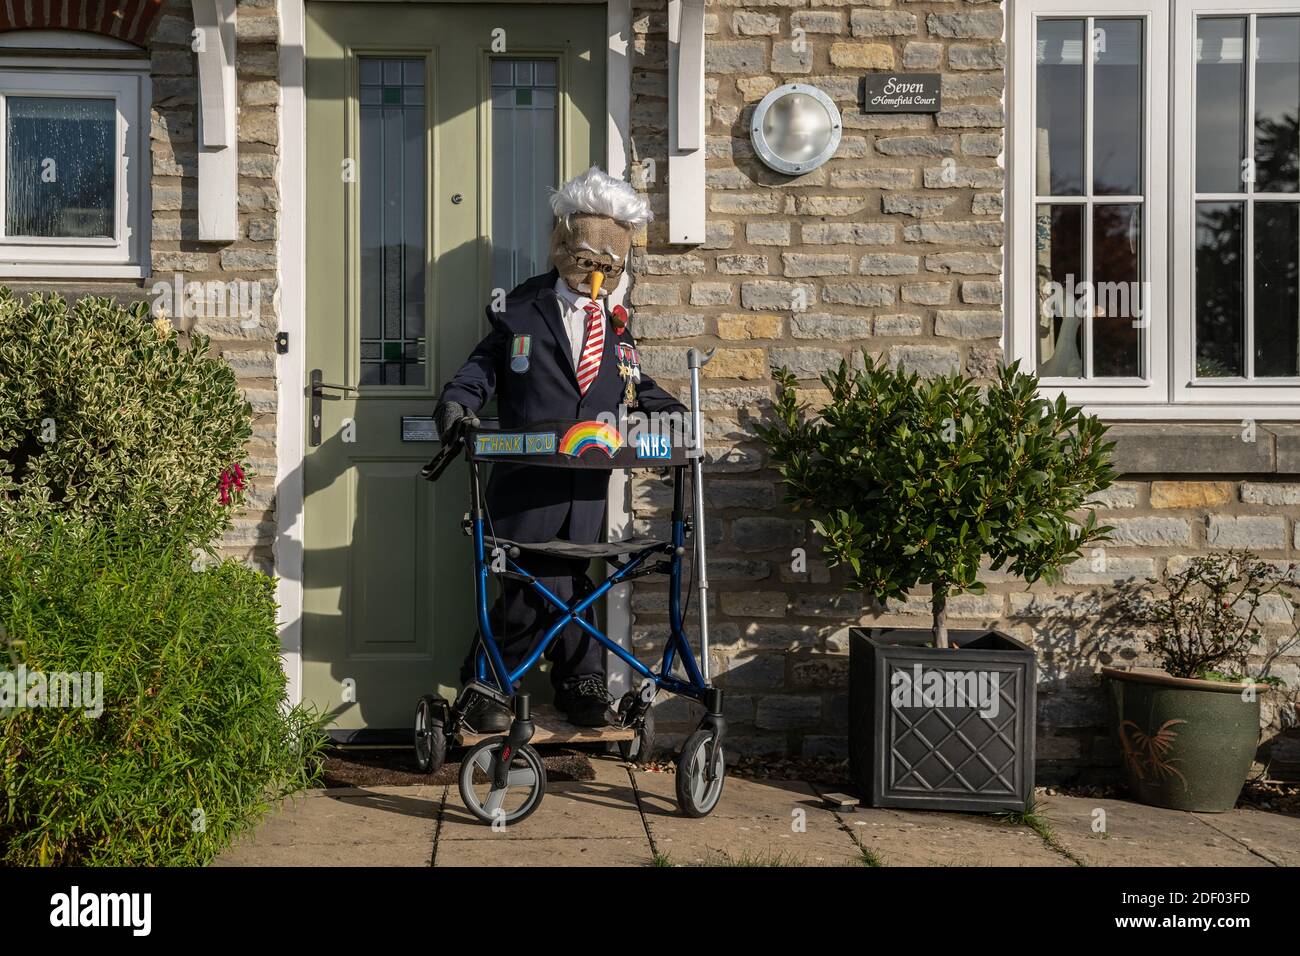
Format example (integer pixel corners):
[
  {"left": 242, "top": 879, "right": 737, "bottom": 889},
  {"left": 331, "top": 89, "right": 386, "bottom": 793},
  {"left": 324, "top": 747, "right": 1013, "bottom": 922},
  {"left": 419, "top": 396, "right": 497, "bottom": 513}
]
[{"left": 589, "top": 270, "right": 605, "bottom": 301}]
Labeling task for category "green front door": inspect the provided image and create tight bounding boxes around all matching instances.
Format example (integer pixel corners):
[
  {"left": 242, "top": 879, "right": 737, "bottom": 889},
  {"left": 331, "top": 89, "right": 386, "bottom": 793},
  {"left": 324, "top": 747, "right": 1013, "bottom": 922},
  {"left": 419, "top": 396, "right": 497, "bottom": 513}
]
[{"left": 303, "top": 1, "right": 607, "bottom": 738}]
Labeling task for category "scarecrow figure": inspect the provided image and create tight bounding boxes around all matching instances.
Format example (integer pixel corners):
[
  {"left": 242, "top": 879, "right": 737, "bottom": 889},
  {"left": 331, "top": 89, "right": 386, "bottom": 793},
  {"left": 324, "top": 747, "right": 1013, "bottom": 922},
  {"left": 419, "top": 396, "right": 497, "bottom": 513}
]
[{"left": 436, "top": 166, "right": 687, "bottom": 729}]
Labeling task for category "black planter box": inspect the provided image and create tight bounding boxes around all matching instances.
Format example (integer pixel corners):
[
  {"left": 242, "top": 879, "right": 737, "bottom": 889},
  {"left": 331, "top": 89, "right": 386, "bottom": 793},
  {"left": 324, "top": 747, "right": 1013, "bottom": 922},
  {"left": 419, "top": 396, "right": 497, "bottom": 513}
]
[{"left": 850, "top": 627, "right": 1036, "bottom": 813}]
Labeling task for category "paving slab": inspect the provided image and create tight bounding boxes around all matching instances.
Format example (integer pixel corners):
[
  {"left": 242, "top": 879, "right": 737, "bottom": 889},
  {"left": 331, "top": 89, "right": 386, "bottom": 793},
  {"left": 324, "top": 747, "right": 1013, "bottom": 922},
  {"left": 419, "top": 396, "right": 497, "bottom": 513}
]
[
  {"left": 434, "top": 756, "right": 654, "bottom": 865},
  {"left": 436, "top": 835, "right": 652, "bottom": 867},
  {"left": 436, "top": 756, "right": 647, "bottom": 843},
  {"left": 1193, "top": 809, "right": 1300, "bottom": 867},
  {"left": 1040, "top": 796, "right": 1277, "bottom": 867},
  {"left": 214, "top": 785, "right": 440, "bottom": 867},
  {"left": 842, "top": 806, "right": 1072, "bottom": 867},
  {"left": 633, "top": 771, "right": 862, "bottom": 866}
]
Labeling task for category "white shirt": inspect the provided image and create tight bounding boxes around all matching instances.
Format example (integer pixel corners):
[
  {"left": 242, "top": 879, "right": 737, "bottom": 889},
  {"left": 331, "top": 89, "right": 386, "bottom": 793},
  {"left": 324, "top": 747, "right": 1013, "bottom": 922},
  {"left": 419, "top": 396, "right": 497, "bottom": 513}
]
[{"left": 553, "top": 273, "right": 628, "bottom": 371}]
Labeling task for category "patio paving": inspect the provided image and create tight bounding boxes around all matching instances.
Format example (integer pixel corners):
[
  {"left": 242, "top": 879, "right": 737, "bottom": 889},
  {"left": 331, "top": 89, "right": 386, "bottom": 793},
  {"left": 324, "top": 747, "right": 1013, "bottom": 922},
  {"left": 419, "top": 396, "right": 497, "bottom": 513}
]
[
  {"left": 436, "top": 758, "right": 651, "bottom": 867},
  {"left": 213, "top": 756, "right": 1300, "bottom": 867},
  {"left": 1034, "top": 795, "right": 1299, "bottom": 868},
  {"left": 214, "top": 784, "right": 440, "bottom": 867},
  {"left": 836, "top": 803, "right": 1072, "bottom": 867}
]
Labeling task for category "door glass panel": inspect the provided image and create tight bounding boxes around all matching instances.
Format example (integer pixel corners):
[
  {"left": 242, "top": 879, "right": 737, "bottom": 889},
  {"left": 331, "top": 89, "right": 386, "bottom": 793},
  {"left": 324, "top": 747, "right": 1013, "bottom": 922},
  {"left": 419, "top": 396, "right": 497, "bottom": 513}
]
[
  {"left": 4, "top": 96, "right": 115, "bottom": 238},
  {"left": 1255, "top": 16, "right": 1300, "bottom": 194},
  {"left": 1035, "top": 19, "right": 1086, "bottom": 196},
  {"left": 1196, "top": 18, "right": 1247, "bottom": 194},
  {"left": 490, "top": 58, "right": 559, "bottom": 293},
  {"left": 1255, "top": 203, "right": 1300, "bottom": 377},
  {"left": 1035, "top": 203, "right": 1085, "bottom": 377},
  {"left": 1092, "top": 203, "right": 1142, "bottom": 377},
  {"left": 1093, "top": 19, "right": 1143, "bottom": 196},
  {"left": 1195, "top": 201, "right": 1245, "bottom": 378},
  {"left": 359, "top": 56, "right": 426, "bottom": 386}
]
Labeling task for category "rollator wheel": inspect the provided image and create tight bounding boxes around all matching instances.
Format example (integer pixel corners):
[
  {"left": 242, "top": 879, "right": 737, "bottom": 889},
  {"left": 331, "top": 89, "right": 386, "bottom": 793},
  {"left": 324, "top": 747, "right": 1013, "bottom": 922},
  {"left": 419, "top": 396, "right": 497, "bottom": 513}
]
[
  {"left": 675, "top": 729, "right": 725, "bottom": 818},
  {"left": 615, "top": 693, "right": 656, "bottom": 764},
  {"left": 414, "top": 695, "right": 448, "bottom": 774},
  {"left": 458, "top": 737, "right": 547, "bottom": 826}
]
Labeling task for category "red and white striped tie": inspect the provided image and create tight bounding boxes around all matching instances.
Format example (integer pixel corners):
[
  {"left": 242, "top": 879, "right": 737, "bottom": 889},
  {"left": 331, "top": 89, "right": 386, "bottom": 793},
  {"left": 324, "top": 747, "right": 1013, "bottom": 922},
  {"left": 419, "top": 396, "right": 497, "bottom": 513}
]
[{"left": 575, "top": 301, "right": 605, "bottom": 395}]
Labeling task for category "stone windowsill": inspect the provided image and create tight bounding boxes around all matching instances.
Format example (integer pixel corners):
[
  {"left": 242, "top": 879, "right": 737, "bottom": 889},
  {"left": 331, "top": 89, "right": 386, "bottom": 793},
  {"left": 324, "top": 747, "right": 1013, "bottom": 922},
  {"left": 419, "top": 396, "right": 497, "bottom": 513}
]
[{"left": 1107, "top": 424, "right": 1300, "bottom": 476}]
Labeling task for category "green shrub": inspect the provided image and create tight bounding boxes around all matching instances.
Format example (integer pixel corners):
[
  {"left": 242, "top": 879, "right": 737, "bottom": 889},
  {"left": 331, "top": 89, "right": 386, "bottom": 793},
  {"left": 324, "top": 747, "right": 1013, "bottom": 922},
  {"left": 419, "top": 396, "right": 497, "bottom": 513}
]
[
  {"left": 0, "top": 516, "right": 325, "bottom": 866},
  {"left": 1112, "top": 550, "right": 1299, "bottom": 682},
  {"left": 758, "top": 357, "right": 1116, "bottom": 647},
  {"left": 0, "top": 291, "right": 253, "bottom": 548}
]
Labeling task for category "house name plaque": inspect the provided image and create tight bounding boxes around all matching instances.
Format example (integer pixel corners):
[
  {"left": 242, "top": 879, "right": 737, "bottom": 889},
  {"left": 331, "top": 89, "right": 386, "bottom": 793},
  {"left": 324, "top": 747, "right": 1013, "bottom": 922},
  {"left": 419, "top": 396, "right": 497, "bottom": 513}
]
[{"left": 859, "top": 73, "right": 941, "bottom": 113}]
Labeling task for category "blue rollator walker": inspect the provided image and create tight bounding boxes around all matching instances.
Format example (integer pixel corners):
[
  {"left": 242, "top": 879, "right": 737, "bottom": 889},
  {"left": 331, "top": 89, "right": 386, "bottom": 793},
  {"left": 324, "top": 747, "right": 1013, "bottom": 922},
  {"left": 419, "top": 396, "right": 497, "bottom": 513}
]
[{"left": 415, "top": 349, "right": 725, "bottom": 825}]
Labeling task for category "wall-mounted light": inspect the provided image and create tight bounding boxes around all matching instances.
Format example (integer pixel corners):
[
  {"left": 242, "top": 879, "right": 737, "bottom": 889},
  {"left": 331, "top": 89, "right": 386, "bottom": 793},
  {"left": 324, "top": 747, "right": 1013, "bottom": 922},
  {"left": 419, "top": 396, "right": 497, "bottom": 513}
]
[{"left": 750, "top": 83, "right": 842, "bottom": 176}]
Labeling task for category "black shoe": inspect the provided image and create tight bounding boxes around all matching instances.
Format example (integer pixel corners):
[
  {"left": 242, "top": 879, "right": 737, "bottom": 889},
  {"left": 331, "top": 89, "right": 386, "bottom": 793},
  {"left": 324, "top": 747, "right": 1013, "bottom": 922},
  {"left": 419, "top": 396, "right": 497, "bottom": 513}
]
[
  {"left": 464, "top": 696, "right": 511, "bottom": 734},
  {"left": 555, "top": 675, "right": 615, "bottom": 727}
]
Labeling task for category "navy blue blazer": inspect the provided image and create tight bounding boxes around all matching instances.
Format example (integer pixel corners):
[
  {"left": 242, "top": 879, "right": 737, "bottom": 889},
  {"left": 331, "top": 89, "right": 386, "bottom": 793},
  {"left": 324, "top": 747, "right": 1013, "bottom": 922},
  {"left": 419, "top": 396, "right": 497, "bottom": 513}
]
[{"left": 438, "top": 269, "right": 687, "bottom": 545}]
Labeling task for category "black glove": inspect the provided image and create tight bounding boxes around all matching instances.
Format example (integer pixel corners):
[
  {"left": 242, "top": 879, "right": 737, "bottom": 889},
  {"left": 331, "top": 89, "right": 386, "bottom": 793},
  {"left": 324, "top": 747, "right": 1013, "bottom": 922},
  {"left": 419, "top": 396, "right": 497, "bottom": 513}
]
[{"left": 435, "top": 401, "right": 468, "bottom": 442}]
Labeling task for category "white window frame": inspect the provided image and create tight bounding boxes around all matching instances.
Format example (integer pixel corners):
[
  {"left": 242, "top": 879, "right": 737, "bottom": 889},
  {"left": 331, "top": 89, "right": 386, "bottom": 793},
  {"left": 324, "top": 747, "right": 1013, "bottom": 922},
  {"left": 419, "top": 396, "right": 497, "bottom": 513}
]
[
  {"left": 1011, "top": 0, "right": 1170, "bottom": 408},
  {"left": 1011, "top": 0, "right": 1300, "bottom": 419},
  {"left": 1172, "top": 0, "right": 1300, "bottom": 406},
  {"left": 0, "top": 58, "right": 150, "bottom": 279}
]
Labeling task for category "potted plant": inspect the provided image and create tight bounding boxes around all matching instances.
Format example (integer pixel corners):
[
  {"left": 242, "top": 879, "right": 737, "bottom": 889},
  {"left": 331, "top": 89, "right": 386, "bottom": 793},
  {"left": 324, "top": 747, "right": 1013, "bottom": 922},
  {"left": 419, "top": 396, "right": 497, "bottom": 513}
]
[
  {"left": 1106, "top": 551, "right": 1294, "bottom": 812},
  {"left": 759, "top": 358, "right": 1115, "bottom": 812}
]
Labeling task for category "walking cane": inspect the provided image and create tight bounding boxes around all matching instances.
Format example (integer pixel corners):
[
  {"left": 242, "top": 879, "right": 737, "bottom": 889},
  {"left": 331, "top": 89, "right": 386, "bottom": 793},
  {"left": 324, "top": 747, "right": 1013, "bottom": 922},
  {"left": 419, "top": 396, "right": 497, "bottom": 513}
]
[{"left": 686, "top": 347, "right": 715, "bottom": 681}]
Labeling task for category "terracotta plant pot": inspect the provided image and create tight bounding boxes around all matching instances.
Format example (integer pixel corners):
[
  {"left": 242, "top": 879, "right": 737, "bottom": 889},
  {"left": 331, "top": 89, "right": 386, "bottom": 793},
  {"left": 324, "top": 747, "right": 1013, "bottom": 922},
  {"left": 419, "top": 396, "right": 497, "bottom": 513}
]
[{"left": 1102, "top": 667, "right": 1268, "bottom": 813}]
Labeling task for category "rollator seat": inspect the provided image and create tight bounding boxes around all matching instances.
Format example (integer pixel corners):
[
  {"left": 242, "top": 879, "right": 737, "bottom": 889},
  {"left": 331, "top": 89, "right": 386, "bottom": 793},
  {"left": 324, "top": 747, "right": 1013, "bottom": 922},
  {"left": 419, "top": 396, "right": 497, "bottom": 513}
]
[{"left": 485, "top": 535, "right": 671, "bottom": 560}]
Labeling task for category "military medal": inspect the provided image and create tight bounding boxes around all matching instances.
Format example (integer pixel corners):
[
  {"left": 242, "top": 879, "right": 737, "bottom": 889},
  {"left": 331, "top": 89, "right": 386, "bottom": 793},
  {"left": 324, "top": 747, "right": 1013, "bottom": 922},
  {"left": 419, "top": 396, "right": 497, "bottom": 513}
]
[
  {"left": 619, "top": 361, "right": 636, "bottom": 406},
  {"left": 617, "top": 342, "right": 642, "bottom": 382},
  {"left": 617, "top": 342, "right": 639, "bottom": 406},
  {"left": 509, "top": 334, "right": 531, "bottom": 373}
]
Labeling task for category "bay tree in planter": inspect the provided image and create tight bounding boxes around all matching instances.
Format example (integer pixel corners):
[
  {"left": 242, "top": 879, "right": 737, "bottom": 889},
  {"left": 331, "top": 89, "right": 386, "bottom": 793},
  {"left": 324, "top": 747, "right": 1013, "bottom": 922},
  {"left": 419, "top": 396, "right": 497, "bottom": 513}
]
[
  {"left": 758, "top": 357, "right": 1115, "bottom": 811},
  {"left": 1106, "top": 552, "right": 1295, "bottom": 812}
]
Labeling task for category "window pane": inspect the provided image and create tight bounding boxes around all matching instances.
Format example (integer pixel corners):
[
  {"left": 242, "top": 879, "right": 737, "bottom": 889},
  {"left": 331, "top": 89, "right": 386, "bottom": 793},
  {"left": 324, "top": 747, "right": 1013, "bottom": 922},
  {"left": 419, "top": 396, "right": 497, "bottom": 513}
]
[
  {"left": 1093, "top": 19, "right": 1143, "bottom": 196},
  {"left": 1196, "top": 18, "right": 1247, "bottom": 194},
  {"left": 1035, "top": 204, "right": 1085, "bottom": 377},
  {"left": 490, "top": 58, "right": 559, "bottom": 293},
  {"left": 1035, "top": 19, "right": 1086, "bottom": 196},
  {"left": 4, "top": 96, "right": 115, "bottom": 239},
  {"left": 1255, "top": 203, "right": 1300, "bottom": 377},
  {"left": 1195, "top": 202, "right": 1245, "bottom": 377},
  {"left": 1092, "top": 204, "right": 1142, "bottom": 377},
  {"left": 359, "top": 57, "right": 426, "bottom": 387},
  {"left": 1255, "top": 16, "right": 1300, "bottom": 194}
]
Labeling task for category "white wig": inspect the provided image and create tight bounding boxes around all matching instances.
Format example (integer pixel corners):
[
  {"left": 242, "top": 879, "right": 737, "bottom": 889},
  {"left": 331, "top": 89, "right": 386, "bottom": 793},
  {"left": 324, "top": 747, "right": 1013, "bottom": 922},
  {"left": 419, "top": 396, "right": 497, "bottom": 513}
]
[{"left": 549, "top": 166, "right": 652, "bottom": 229}]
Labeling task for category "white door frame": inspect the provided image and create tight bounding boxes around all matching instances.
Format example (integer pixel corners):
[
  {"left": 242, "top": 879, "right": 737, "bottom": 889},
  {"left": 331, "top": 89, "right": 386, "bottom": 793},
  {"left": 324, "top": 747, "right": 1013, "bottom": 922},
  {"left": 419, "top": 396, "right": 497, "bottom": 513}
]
[{"left": 275, "top": 0, "right": 634, "bottom": 705}]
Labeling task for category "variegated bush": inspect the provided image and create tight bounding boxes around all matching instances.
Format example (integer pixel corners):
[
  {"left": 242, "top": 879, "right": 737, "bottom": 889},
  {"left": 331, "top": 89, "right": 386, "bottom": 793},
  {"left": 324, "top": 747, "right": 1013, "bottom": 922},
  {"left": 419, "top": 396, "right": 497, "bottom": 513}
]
[{"left": 0, "top": 290, "right": 253, "bottom": 549}]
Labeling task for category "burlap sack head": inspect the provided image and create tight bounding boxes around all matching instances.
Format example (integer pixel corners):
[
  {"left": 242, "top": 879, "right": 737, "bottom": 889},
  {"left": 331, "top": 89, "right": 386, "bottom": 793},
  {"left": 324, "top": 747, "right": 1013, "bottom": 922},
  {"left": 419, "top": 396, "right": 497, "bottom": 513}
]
[
  {"left": 548, "top": 214, "right": 634, "bottom": 297},
  {"left": 548, "top": 167, "right": 652, "bottom": 298}
]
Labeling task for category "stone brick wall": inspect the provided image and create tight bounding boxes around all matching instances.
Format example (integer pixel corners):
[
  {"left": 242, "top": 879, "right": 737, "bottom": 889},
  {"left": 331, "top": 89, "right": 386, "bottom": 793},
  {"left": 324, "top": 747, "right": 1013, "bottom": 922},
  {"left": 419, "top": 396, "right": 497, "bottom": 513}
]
[
  {"left": 1009, "top": 473, "right": 1300, "bottom": 781},
  {"left": 624, "top": 0, "right": 1298, "bottom": 780},
  {"left": 1, "top": 0, "right": 282, "bottom": 573},
  {"left": 626, "top": 0, "right": 1009, "bottom": 755},
  {"left": 150, "top": 0, "right": 281, "bottom": 573}
]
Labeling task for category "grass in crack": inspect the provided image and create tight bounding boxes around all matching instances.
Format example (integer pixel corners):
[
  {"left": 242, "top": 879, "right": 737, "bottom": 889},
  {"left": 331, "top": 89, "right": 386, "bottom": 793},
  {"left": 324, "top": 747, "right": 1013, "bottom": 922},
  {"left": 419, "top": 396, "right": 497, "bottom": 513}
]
[{"left": 997, "top": 796, "right": 1086, "bottom": 866}]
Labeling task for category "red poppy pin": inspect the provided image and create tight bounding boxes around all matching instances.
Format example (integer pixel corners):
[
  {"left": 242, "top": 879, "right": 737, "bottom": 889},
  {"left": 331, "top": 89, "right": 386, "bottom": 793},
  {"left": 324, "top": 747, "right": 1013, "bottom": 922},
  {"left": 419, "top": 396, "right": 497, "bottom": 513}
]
[{"left": 611, "top": 304, "right": 629, "bottom": 333}]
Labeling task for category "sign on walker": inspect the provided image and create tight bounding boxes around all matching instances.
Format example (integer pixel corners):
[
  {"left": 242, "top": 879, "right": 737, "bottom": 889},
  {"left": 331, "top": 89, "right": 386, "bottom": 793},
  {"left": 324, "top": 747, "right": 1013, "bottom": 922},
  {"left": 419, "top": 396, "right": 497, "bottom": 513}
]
[{"left": 637, "top": 433, "right": 672, "bottom": 459}]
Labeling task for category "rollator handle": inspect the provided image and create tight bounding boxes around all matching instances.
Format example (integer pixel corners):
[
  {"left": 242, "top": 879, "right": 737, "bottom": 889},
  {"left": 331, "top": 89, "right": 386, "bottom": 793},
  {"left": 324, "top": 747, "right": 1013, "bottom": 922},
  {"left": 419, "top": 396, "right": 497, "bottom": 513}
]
[
  {"left": 419, "top": 413, "right": 479, "bottom": 483},
  {"left": 687, "top": 347, "right": 716, "bottom": 370}
]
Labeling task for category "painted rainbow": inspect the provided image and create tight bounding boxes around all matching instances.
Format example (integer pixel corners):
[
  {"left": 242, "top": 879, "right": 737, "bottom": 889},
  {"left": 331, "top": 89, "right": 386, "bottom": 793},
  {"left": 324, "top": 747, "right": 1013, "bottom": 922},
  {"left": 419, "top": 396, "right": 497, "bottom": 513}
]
[{"left": 559, "top": 420, "right": 623, "bottom": 458}]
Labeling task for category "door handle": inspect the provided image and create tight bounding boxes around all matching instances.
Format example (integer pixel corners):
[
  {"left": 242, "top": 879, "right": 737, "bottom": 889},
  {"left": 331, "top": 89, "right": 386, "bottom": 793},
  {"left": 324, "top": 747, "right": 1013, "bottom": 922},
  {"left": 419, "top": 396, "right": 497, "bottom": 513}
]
[{"left": 310, "top": 368, "right": 358, "bottom": 446}]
